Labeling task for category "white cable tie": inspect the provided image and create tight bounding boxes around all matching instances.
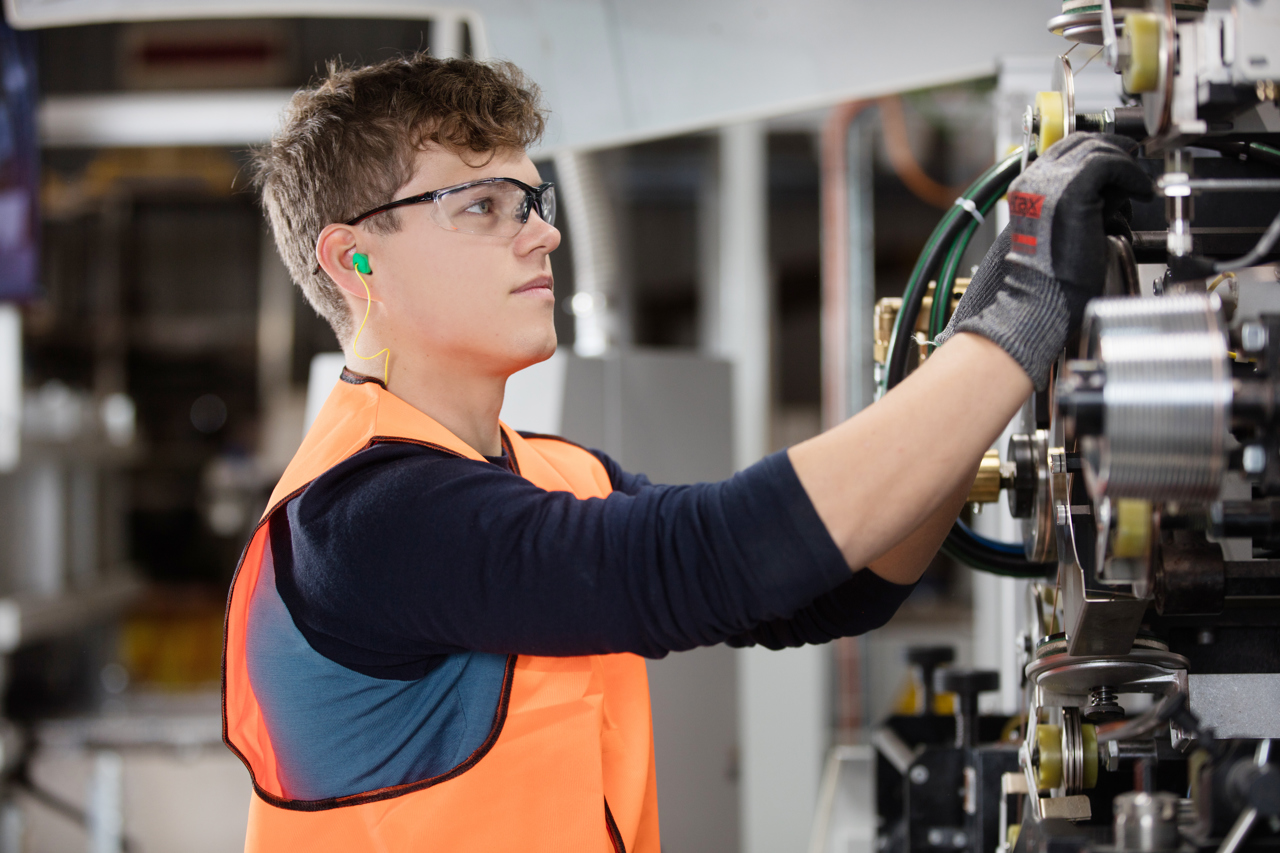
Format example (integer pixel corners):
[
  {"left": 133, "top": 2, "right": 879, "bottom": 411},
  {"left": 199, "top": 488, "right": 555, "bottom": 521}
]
[{"left": 954, "top": 196, "right": 985, "bottom": 225}]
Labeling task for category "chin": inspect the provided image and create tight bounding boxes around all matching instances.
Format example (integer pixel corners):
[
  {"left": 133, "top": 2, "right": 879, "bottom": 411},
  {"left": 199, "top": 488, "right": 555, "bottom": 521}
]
[{"left": 504, "top": 326, "right": 558, "bottom": 373}]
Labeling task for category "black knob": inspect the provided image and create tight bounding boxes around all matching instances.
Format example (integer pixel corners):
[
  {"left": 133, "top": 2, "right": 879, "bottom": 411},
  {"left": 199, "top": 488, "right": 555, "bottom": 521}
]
[
  {"left": 936, "top": 669, "right": 1000, "bottom": 697},
  {"left": 934, "top": 669, "right": 1000, "bottom": 749},
  {"left": 908, "top": 646, "right": 955, "bottom": 669},
  {"left": 1006, "top": 433, "right": 1037, "bottom": 519},
  {"left": 907, "top": 646, "right": 954, "bottom": 716}
]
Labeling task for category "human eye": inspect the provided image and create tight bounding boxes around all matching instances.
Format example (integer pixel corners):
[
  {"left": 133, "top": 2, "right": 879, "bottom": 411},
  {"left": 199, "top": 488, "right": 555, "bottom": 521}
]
[{"left": 461, "top": 196, "right": 495, "bottom": 217}]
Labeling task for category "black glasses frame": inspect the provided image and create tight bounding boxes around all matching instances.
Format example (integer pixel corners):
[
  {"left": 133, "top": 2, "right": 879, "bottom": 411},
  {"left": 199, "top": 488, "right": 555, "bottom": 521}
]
[{"left": 345, "top": 177, "right": 556, "bottom": 229}]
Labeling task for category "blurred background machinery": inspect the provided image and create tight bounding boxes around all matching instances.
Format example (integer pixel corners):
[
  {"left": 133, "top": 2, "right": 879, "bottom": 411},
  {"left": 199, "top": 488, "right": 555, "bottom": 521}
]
[
  {"left": 2, "top": 0, "right": 1276, "bottom": 851},
  {"left": 858, "top": 4, "right": 1280, "bottom": 853},
  {"left": 0, "top": 2, "right": 1078, "bottom": 850}
]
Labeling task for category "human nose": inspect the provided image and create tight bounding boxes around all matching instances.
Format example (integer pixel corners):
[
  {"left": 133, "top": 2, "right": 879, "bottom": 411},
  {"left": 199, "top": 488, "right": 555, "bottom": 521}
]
[{"left": 516, "top": 208, "right": 561, "bottom": 255}]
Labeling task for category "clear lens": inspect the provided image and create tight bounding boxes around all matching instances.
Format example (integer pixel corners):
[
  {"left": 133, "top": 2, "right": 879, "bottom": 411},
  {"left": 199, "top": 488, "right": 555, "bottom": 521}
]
[
  {"left": 436, "top": 182, "right": 525, "bottom": 237},
  {"left": 434, "top": 181, "right": 555, "bottom": 236},
  {"left": 540, "top": 185, "right": 557, "bottom": 228}
]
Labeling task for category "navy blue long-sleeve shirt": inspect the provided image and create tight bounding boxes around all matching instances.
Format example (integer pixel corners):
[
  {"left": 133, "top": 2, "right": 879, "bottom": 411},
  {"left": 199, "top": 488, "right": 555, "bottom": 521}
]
[
  {"left": 249, "top": 435, "right": 915, "bottom": 800},
  {"left": 274, "top": 437, "right": 914, "bottom": 678}
]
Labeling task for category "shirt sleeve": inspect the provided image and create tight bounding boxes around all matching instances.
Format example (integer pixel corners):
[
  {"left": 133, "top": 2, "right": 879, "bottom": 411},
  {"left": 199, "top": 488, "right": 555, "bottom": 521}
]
[
  {"left": 585, "top": 444, "right": 918, "bottom": 648},
  {"left": 725, "top": 568, "right": 916, "bottom": 649},
  {"left": 275, "top": 440, "right": 908, "bottom": 673},
  {"left": 586, "top": 447, "right": 653, "bottom": 496}
]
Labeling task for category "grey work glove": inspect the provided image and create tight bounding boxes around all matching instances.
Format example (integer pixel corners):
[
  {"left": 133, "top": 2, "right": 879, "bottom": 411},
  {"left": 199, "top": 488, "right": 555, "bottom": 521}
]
[{"left": 935, "top": 134, "right": 1154, "bottom": 390}]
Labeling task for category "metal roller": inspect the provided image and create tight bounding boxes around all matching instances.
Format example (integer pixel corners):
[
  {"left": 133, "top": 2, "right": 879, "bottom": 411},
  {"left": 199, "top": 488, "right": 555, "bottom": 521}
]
[{"left": 1061, "top": 294, "right": 1231, "bottom": 502}]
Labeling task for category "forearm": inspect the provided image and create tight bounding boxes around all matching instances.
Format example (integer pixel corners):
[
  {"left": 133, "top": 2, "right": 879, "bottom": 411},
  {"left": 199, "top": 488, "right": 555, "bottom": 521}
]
[
  {"left": 788, "top": 332, "right": 1031, "bottom": 571},
  {"left": 866, "top": 472, "right": 975, "bottom": 585}
]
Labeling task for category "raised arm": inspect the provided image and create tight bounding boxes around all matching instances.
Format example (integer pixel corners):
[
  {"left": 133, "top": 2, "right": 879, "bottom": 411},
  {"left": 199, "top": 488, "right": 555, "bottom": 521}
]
[
  {"left": 792, "top": 134, "right": 1153, "bottom": 584},
  {"left": 790, "top": 333, "right": 1029, "bottom": 582}
]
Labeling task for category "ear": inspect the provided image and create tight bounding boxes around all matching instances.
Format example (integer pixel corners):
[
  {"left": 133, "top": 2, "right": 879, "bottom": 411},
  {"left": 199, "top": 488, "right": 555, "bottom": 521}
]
[{"left": 316, "top": 223, "right": 378, "bottom": 302}]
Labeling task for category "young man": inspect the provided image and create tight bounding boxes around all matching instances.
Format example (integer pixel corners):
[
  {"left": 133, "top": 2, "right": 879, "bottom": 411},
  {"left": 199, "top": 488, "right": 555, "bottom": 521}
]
[{"left": 224, "top": 54, "right": 1150, "bottom": 852}]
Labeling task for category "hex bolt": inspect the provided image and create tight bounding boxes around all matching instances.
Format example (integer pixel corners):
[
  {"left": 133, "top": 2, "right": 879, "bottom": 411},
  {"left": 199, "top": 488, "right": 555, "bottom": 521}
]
[
  {"left": 1243, "top": 444, "right": 1268, "bottom": 475},
  {"left": 910, "top": 765, "right": 930, "bottom": 785}
]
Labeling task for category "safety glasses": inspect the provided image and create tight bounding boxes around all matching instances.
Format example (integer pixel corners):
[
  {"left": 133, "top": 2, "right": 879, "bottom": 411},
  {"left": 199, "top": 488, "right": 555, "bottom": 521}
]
[{"left": 345, "top": 177, "right": 556, "bottom": 238}]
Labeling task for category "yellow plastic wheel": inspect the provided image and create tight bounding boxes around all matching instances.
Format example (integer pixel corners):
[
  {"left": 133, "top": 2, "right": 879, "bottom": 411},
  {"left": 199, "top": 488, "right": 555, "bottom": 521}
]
[
  {"left": 1082, "top": 723, "right": 1098, "bottom": 789},
  {"left": 1112, "top": 499, "right": 1152, "bottom": 559},
  {"left": 1035, "top": 91, "right": 1065, "bottom": 156},
  {"left": 1123, "top": 13, "right": 1161, "bottom": 94},
  {"left": 1034, "top": 724, "right": 1063, "bottom": 791}
]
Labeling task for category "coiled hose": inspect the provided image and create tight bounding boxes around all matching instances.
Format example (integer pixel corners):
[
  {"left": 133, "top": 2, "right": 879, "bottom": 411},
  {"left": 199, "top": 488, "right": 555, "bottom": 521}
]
[{"left": 881, "top": 148, "right": 1055, "bottom": 578}]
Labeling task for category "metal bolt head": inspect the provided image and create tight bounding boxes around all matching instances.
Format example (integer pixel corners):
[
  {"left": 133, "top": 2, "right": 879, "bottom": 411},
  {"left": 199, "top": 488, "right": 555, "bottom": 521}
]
[
  {"left": 1243, "top": 444, "right": 1268, "bottom": 475},
  {"left": 1242, "top": 322, "right": 1270, "bottom": 354},
  {"left": 910, "top": 765, "right": 930, "bottom": 785},
  {"left": 928, "top": 829, "right": 945, "bottom": 846},
  {"left": 951, "top": 832, "right": 968, "bottom": 849},
  {"left": 1055, "top": 504, "right": 1070, "bottom": 526}
]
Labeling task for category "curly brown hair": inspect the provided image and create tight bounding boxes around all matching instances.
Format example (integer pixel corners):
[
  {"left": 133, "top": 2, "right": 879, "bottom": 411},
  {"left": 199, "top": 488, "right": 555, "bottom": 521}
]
[{"left": 252, "top": 53, "right": 547, "bottom": 342}]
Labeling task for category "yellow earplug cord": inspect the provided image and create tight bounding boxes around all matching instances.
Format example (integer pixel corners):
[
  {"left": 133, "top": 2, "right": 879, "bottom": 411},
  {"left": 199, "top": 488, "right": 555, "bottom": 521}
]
[{"left": 351, "top": 268, "right": 390, "bottom": 385}]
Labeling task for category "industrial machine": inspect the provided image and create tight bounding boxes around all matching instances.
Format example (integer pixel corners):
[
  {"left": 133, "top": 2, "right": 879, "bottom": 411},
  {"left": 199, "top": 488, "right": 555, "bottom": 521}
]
[{"left": 874, "top": 2, "right": 1280, "bottom": 853}]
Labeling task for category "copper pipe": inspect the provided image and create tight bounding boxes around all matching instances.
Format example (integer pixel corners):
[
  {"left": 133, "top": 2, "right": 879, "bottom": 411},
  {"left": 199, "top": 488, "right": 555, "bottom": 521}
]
[
  {"left": 877, "top": 95, "right": 974, "bottom": 210},
  {"left": 819, "top": 100, "right": 871, "bottom": 432},
  {"left": 820, "top": 99, "right": 871, "bottom": 741}
]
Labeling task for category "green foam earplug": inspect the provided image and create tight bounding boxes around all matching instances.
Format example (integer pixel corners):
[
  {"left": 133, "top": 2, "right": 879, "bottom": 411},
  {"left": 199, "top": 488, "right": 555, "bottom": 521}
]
[{"left": 353, "top": 253, "right": 372, "bottom": 274}]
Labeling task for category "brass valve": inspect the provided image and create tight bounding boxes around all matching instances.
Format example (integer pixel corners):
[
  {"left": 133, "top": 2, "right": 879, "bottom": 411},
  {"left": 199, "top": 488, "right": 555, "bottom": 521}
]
[
  {"left": 872, "top": 280, "right": 970, "bottom": 367},
  {"left": 873, "top": 298, "right": 902, "bottom": 366},
  {"left": 968, "top": 449, "right": 1018, "bottom": 504}
]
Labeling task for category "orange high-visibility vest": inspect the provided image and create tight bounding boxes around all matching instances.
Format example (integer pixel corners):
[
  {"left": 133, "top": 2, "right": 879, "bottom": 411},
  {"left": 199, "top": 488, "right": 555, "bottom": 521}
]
[{"left": 223, "top": 373, "right": 661, "bottom": 852}]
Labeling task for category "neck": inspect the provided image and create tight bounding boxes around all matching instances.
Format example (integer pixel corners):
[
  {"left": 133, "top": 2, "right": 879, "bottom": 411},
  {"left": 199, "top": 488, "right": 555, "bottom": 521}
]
[{"left": 345, "top": 349, "right": 508, "bottom": 458}]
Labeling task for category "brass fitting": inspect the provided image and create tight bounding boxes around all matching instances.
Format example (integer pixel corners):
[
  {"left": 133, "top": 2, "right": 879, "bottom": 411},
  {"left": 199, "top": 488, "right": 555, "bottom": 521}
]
[
  {"left": 873, "top": 297, "right": 902, "bottom": 366},
  {"left": 872, "top": 279, "right": 970, "bottom": 367},
  {"left": 968, "top": 448, "right": 1017, "bottom": 504}
]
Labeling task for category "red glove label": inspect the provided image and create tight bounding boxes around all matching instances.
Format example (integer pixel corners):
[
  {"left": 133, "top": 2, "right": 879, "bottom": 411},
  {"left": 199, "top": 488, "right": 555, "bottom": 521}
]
[
  {"left": 1011, "top": 233, "right": 1038, "bottom": 254},
  {"left": 1008, "top": 192, "right": 1044, "bottom": 219}
]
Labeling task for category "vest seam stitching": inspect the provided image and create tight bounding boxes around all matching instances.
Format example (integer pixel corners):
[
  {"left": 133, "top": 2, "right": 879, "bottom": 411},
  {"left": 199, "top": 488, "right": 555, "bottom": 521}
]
[
  {"left": 338, "top": 366, "right": 385, "bottom": 388},
  {"left": 499, "top": 426, "right": 521, "bottom": 476},
  {"left": 605, "top": 797, "right": 627, "bottom": 853}
]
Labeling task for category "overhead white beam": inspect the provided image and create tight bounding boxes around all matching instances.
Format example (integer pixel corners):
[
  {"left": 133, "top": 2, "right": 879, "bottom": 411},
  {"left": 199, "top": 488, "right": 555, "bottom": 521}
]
[
  {"left": 14, "top": 0, "right": 1068, "bottom": 154},
  {"left": 40, "top": 90, "right": 294, "bottom": 147}
]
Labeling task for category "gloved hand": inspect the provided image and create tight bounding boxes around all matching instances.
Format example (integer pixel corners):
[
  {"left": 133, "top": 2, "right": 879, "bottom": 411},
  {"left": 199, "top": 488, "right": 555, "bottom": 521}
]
[{"left": 935, "top": 134, "right": 1153, "bottom": 390}]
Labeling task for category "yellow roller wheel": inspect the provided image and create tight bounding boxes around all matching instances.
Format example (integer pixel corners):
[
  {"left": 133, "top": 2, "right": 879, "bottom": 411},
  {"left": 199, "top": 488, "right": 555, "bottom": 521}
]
[
  {"left": 1034, "top": 724, "right": 1063, "bottom": 791},
  {"left": 1082, "top": 723, "right": 1098, "bottom": 789},
  {"left": 1035, "top": 91, "right": 1065, "bottom": 156},
  {"left": 1123, "top": 13, "right": 1161, "bottom": 94},
  {"left": 1113, "top": 499, "right": 1152, "bottom": 559}
]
